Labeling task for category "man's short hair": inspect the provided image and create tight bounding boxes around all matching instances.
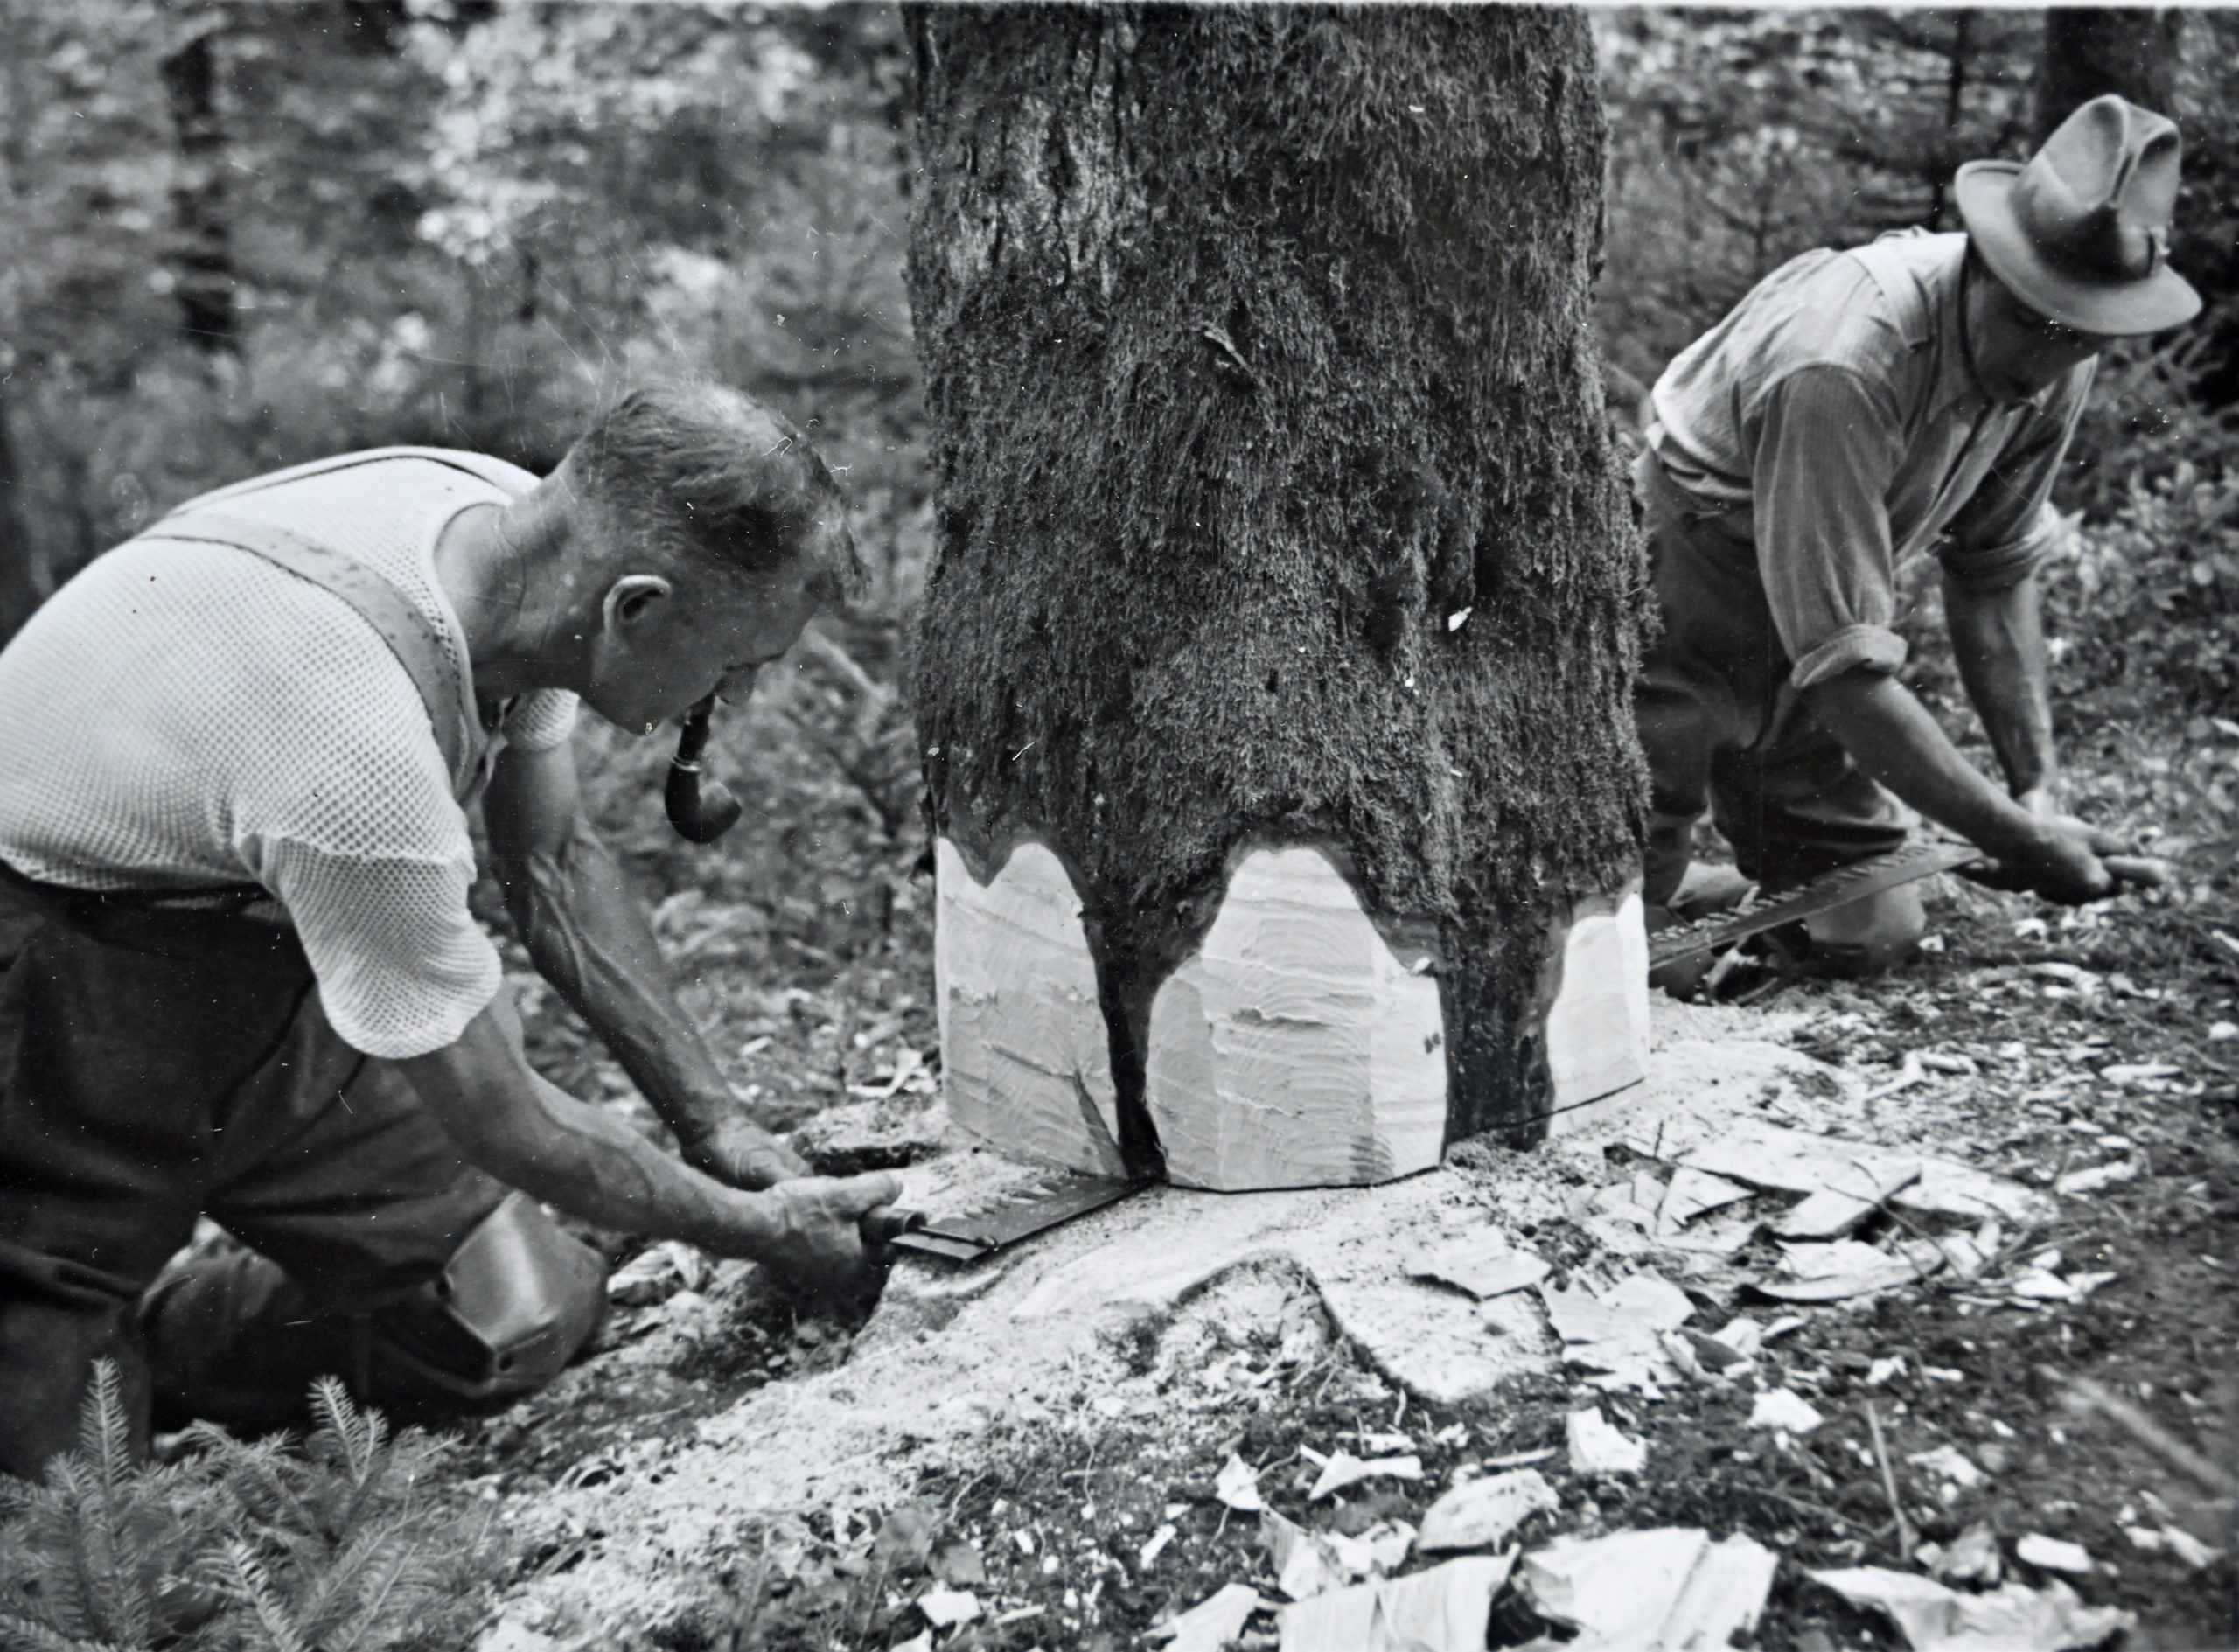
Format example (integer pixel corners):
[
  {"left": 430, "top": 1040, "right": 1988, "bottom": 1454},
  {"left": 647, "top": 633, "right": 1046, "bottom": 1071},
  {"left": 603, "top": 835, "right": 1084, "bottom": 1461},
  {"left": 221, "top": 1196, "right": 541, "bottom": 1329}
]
[{"left": 565, "top": 381, "right": 863, "bottom": 604}]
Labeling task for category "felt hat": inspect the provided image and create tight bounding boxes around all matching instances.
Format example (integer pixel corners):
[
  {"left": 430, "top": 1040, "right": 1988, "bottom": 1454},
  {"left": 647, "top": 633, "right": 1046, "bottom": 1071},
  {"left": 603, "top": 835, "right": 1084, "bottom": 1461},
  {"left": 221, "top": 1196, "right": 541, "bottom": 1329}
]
[{"left": 1956, "top": 94, "right": 2201, "bottom": 337}]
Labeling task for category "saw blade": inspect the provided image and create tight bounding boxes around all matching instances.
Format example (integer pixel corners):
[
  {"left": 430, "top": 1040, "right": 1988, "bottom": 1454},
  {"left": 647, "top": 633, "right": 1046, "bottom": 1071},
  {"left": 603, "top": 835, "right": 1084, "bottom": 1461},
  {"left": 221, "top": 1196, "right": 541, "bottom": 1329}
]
[
  {"left": 1648, "top": 840, "right": 1982, "bottom": 971},
  {"left": 886, "top": 1172, "right": 1144, "bottom": 1263}
]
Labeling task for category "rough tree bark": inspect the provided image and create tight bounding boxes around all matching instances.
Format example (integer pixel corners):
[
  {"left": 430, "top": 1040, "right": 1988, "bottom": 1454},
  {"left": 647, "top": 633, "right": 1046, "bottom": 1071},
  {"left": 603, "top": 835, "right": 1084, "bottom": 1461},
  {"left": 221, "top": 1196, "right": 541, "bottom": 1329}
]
[
  {"left": 906, "top": 4, "right": 1646, "bottom": 1188},
  {"left": 2033, "top": 9, "right": 2184, "bottom": 144}
]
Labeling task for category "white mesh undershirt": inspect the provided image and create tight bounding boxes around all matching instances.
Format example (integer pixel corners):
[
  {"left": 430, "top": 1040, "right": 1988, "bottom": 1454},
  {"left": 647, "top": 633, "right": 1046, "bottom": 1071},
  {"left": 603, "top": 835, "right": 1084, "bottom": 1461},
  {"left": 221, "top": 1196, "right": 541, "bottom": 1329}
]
[{"left": 0, "top": 449, "right": 581, "bottom": 1060}]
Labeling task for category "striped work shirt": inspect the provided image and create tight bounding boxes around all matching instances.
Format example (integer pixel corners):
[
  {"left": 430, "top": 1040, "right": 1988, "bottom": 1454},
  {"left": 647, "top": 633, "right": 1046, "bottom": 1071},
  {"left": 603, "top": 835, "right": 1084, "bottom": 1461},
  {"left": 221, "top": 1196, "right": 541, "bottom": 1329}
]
[{"left": 1647, "top": 229, "right": 2092, "bottom": 689}]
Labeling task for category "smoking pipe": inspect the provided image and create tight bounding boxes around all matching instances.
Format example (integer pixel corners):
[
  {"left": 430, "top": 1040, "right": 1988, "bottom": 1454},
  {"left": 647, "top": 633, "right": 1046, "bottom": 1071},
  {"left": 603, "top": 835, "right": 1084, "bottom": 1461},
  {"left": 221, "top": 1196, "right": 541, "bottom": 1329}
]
[{"left": 665, "top": 694, "right": 743, "bottom": 843}]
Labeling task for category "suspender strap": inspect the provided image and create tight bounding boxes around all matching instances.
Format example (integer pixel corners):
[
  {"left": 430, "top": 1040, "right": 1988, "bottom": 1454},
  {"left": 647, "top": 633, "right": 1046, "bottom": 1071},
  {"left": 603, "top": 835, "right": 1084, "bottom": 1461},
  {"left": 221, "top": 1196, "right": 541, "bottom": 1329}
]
[{"left": 146, "top": 512, "right": 469, "bottom": 782}]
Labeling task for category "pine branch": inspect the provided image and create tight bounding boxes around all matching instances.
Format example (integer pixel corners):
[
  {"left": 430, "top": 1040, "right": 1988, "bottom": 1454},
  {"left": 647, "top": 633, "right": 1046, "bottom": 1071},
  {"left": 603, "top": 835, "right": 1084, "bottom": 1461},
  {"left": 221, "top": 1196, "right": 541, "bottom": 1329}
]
[
  {"left": 0, "top": 1610, "right": 134, "bottom": 1652},
  {"left": 5, "top": 1376, "right": 505, "bottom": 1652},
  {"left": 305, "top": 1380, "right": 396, "bottom": 1540},
  {"left": 311, "top": 1523, "right": 441, "bottom": 1652},
  {"left": 65, "top": 1365, "right": 155, "bottom": 1649},
  {"left": 214, "top": 1542, "right": 310, "bottom": 1652}
]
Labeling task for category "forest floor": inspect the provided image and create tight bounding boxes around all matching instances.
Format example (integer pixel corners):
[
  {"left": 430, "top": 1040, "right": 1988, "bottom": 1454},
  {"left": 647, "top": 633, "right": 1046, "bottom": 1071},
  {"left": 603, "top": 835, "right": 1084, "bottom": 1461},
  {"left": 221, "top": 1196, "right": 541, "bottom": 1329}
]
[{"left": 452, "top": 697, "right": 2238, "bottom": 1652}]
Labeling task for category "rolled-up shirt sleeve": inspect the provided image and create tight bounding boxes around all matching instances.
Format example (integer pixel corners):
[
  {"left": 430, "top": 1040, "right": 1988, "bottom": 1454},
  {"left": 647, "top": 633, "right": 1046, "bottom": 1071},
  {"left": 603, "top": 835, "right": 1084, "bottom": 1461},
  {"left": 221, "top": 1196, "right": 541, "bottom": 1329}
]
[
  {"left": 1750, "top": 365, "right": 1913, "bottom": 688},
  {"left": 256, "top": 838, "right": 502, "bottom": 1059},
  {"left": 1941, "top": 359, "right": 2095, "bottom": 592}
]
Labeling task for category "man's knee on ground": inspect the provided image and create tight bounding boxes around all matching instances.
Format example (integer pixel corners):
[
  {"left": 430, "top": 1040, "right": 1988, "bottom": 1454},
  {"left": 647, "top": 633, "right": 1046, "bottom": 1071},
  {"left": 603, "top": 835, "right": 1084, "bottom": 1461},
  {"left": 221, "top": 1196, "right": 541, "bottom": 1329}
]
[
  {"left": 142, "top": 1192, "right": 605, "bottom": 1438},
  {"left": 384, "top": 1190, "right": 607, "bottom": 1408},
  {"left": 1803, "top": 884, "right": 1927, "bottom": 976}
]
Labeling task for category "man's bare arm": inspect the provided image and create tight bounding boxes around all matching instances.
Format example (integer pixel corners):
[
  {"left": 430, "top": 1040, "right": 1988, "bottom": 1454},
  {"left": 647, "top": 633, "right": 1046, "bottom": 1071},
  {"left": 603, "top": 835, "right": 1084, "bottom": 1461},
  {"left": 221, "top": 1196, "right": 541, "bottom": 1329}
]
[
  {"left": 1943, "top": 570, "right": 2060, "bottom": 805},
  {"left": 396, "top": 993, "right": 896, "bottom": 1293},
  {"left": 1801, "top": 666, "right": 2118, "bottom": 903},
  {"left": 483, "top": 739, "right": 808, "bottom": 1188}
]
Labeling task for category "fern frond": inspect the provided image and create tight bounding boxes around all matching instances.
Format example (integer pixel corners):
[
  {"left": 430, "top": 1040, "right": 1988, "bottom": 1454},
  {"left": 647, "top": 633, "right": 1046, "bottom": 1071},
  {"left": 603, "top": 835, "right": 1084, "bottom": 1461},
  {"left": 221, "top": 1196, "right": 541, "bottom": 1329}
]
[{"left": 213, "top": 1541, "right": 310, "bottom": 1652}]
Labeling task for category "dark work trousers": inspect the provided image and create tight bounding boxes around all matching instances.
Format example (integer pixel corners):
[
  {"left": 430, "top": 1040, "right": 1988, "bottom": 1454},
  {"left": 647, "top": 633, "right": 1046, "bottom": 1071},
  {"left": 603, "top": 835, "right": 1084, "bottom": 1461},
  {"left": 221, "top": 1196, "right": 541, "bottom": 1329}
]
[
  {"left": 1633, "top": 445, "right": 1912, "bottom": 907},
  {"left": 0, "top": 883, "right": 603, "bottom": 1481}
]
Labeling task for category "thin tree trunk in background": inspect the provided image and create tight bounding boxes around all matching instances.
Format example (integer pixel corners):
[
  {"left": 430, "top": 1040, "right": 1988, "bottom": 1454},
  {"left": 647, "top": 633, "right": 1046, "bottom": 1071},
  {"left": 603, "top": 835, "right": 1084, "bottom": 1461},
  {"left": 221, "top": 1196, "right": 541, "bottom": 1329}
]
[
  {"left": 158, "top": 13, "right": 239, "bottom": 353},
  {"left": 907, "top": 4, "right": 1647, "bottom": 1186},
  {"left": 2035, "top": 9, "right": 2184, "bottom": 143},
  {"left": 0, "top": 379, "right": 46, "bottom": 641}
]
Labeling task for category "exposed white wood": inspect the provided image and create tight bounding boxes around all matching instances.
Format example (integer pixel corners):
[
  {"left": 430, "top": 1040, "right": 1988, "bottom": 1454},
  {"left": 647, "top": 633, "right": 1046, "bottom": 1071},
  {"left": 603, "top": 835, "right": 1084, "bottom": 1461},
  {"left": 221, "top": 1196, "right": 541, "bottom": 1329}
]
[
  {"left": 934, "top": 837, "right": 1126, "bottom": 1178},
  {"left": 1545, "top": 887, "right": 1653, "bottom": 1136},
  {"left": 1145, "top": 846, "right": 1447, "bottom": 1190}
]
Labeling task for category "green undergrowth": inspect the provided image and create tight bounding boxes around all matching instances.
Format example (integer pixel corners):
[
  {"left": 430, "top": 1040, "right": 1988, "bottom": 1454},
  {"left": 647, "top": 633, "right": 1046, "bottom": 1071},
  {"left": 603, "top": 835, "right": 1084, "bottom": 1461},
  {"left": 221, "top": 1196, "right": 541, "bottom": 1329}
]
[{"left": 0, "top": 1363, "right": 506, "bottom": 1652}]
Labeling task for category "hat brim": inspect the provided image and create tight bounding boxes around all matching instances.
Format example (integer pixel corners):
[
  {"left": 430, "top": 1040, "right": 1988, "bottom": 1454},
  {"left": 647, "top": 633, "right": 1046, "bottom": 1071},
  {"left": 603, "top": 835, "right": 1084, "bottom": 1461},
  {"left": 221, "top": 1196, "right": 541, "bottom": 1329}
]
[{"left": 1956, "top": 160, "right": 2201, "bottom": 337}]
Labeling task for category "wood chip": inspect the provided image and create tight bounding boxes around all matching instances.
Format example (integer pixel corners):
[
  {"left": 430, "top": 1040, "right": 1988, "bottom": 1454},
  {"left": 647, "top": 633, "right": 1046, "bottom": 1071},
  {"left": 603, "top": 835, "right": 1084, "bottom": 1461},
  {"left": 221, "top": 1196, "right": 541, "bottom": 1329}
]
[
  {"left": 916, "top": 1589, "right": 980, "bottom": 1629},
  {"left": 1263, "top": 1509, "right": 1342, "bottom": 1601},
  {"left": 1747, "top": 1388, "right": 1825, "bottom": 1434},
  {"left": 1522, "top": 1527, "right": 1775, "bottom": 1648},
  {"left": 1773, "top": 1157, "right": 1922, "bottom": 1239},
  {"left": 1147, "top": 1582, "right": 1261, "bottom": 1650},
  {"left": 1657, "top": 1166, "right": 1754, "bottom": 1233},
  {"left": 1216, "top": 1452, "right": 1266, "bottom": 1512},
  {"left": 1658, "top": 1533, "right": 1782, "bottom": 1651},
  {"left": 1808, "top": 1567, "right": 2135, "bottom": 1649},
  {"left": 1565, "top": 1408, "right": 1646, "bottom": 1474},
  {"left": 2054, "top": 1160, "right": 2138, "bottom": 1195},
  {"left": 1684, "top": 1121, "right": 2051, "bottom": 1223},
  {"left": 1755, "top": 1239, "right": 1926, "bottom": 1301},
  {"left": 1405, "top": 1230, "right": 1549, "bottom": 1300},
  {"left": 1308, "top": 1452, "right": 1422, "bottom": 1501},
  {"left": 1274, "top": 1554, "right": 1515, "bottom": 1652},
  {"left": 2017, "top": 1533, "right": 2095, "bottom": 1574},
  {"left": 1417, "top": 1469, "right": 1559, "bottom": 1553}
]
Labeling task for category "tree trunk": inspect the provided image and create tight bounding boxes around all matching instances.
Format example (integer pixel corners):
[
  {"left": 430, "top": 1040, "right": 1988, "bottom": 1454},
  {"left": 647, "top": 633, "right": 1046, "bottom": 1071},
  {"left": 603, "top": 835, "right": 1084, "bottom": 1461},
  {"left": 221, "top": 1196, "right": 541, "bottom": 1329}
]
[
  {"left": 0, "top": 376, "right": 46, "bottom": 642},
  {"left": 2034, "top": 9, "right": 2184, "bottom": 144},
  {"left": 906, "top": 4, "right": 1647, "bottom": 1189},
  {"left": 158, "top": 11, "right": 239, "bottom": 352}
]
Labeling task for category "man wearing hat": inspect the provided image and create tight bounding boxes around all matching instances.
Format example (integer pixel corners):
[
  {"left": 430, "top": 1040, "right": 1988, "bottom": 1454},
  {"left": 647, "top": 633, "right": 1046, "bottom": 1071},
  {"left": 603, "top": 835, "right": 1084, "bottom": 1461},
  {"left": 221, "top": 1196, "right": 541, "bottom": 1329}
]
[{"left": 1634, "top": 95, "right": 2200, "bottom": 973}]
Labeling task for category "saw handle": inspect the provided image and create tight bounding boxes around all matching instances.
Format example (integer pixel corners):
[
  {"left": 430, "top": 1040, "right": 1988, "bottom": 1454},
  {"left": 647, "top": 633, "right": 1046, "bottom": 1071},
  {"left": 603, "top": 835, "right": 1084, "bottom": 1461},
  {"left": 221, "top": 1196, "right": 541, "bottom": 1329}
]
[
  {"left": 1959, "top": 853, "right": 2174, "bottom": 896},
  {"left": 861, "top": 1207, "right": 926, "bottom": 1247}
]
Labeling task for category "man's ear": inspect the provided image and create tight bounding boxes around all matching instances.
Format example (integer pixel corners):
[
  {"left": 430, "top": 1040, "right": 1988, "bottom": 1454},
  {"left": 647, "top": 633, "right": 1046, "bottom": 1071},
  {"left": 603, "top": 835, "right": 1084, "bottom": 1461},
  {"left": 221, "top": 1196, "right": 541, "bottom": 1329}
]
[{"left": 601, "top": 574, "right": 673, "bottom": 636}]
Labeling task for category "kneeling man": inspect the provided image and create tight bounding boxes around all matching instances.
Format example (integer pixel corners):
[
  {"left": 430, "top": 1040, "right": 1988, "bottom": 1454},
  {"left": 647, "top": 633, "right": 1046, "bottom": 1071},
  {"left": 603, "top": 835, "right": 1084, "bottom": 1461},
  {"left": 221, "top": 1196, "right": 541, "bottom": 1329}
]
[
  {"left": 0, "top": 382, "right": 901, "bottom": 1478},
  {"left": 1635, "top": 96, "right": 2196, "bottom": 971}
]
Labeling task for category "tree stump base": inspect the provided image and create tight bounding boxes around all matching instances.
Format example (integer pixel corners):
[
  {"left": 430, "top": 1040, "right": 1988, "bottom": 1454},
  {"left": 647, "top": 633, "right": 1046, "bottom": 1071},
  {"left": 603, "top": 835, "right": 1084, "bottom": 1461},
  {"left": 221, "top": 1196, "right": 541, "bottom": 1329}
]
[{"left": 934, "top": 837, "right": 1650, "bottom": 1189}]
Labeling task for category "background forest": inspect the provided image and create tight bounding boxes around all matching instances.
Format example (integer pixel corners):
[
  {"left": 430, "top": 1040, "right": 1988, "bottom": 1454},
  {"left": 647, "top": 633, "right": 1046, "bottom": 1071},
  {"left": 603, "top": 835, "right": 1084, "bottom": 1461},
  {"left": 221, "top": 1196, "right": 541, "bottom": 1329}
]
[{"left": 3, "top": 1, "right": 2236, "bottom": 988}]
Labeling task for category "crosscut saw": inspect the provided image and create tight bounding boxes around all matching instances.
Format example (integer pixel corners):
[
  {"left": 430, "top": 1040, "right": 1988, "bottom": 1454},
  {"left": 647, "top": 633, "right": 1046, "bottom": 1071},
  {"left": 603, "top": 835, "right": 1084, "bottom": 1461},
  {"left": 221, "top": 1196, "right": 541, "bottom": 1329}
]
[
  {"left": 872, "top": 1172, "right": 1145, "bottom": 1263},
  {"left": 1647, "top": 840, "right": 1984, "bottom": 982}
]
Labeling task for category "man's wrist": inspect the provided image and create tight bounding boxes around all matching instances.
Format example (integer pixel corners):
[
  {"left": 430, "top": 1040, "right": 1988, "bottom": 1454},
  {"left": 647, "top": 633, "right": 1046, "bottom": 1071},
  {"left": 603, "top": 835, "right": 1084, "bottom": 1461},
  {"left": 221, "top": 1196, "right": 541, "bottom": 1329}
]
[
  {"left": 687, "top": 1185, "right": 778, "bottom": 1258},
  {"left": 659, "top": 1084, "right": 736, "bottom": 1149}
]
